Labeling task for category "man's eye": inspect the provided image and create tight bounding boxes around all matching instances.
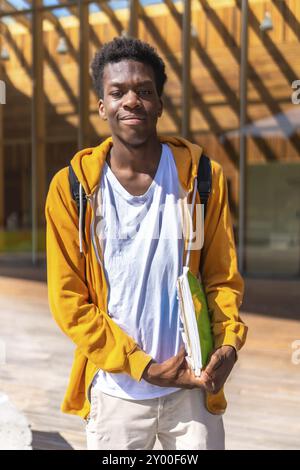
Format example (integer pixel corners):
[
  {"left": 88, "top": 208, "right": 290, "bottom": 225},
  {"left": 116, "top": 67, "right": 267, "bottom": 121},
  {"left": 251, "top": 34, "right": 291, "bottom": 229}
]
[
  {"left": 111, "top": 91, "right": 122, "bottom": 97},
  {"left": 138, "top": 89, "right": 152, "bottom": 96}
]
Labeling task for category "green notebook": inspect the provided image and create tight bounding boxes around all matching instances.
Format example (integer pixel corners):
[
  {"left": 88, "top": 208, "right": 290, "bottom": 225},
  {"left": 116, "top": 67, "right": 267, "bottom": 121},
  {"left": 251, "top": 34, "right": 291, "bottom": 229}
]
[{"left": 176, "top": 175, "right": 214, "bottom": 375}]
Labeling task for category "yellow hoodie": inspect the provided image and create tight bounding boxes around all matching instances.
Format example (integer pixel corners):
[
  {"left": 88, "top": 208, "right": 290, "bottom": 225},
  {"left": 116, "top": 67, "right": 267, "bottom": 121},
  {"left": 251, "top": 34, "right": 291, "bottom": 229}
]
[{"left": 45, "top": 135, "right": 247, "bottom": 419}]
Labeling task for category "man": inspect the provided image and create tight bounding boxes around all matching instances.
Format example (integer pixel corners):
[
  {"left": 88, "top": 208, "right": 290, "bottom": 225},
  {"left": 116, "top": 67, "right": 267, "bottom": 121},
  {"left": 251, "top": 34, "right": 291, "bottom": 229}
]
[{"left": 45, "top": 37, "right": 247, "bottom": 450}]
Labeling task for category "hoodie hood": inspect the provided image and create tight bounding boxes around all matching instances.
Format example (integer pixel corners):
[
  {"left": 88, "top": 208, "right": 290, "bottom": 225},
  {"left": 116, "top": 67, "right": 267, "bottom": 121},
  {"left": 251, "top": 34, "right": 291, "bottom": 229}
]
[{"left": 70, "top": 135, "right": 203, "bottom": 196}]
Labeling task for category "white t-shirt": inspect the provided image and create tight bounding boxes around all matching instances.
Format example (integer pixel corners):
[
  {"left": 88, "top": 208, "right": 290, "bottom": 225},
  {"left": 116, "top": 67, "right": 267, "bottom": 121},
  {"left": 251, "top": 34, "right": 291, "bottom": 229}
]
[{"left": 92, "top": 143, "right": 185, "bottom": 399}]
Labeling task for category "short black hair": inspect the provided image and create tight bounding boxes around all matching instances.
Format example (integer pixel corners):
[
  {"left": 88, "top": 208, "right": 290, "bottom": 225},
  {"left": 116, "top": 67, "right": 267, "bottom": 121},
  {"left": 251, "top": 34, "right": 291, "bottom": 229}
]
[{"left": 90, "top": 37, "right": 167, "bottom": 99}]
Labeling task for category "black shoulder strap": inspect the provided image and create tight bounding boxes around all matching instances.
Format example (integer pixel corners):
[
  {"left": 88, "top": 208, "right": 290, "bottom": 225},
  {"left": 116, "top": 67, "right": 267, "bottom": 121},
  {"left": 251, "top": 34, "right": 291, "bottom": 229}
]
[
  {"left": 69, "top": 164, "right": 87, "bottom": 241},
  {"left": 197, "top": 153, "right": 211, "bottom": 219}
]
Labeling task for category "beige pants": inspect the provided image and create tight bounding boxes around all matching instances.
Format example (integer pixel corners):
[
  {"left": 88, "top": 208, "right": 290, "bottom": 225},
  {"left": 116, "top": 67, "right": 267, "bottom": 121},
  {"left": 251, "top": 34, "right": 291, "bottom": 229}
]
[{"left": 85, "top": 386, "right": 225, "bottom": 450}]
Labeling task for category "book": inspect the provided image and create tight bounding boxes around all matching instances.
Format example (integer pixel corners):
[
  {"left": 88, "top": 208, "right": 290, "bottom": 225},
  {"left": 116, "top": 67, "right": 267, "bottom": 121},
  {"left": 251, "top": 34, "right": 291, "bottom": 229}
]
[
  {"left": 177, "top": 266, "right": 203, "bottom": 377},
  {"left": 177, "top": 266, "right": 214, "bottom": 377}
]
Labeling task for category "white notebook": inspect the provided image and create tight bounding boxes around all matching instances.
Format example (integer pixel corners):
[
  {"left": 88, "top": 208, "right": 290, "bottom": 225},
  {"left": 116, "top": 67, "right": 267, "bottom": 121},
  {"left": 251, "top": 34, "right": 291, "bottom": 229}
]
[{"left": 176, "top": 266, "right": 202, "bottom": 377}]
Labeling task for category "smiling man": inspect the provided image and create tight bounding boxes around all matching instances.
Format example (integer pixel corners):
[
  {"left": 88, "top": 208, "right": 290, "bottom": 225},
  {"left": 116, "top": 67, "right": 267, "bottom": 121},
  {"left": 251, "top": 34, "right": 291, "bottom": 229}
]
[{"left": 45, "top": 37, "right": 247, "bottom": 450}]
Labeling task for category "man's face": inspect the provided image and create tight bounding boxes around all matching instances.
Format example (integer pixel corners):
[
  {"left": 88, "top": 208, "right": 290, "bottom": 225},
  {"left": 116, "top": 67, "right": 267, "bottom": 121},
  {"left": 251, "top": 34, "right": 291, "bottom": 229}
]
[{"left": 98, "top": 60, "right": 163, "bottom": 147}]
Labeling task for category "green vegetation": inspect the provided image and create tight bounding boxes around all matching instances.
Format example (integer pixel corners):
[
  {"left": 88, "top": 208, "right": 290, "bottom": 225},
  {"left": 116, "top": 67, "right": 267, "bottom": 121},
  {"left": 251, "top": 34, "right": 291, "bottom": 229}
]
[{"left": 0, "top": 229, "right": 46, "bottom": 253}]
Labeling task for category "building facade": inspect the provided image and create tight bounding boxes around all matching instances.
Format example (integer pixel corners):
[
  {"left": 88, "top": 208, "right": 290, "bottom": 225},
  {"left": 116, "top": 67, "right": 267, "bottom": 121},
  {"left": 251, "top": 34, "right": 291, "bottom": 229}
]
[{"left": 0, "top": 0, "right": 299, "bottom": 277}]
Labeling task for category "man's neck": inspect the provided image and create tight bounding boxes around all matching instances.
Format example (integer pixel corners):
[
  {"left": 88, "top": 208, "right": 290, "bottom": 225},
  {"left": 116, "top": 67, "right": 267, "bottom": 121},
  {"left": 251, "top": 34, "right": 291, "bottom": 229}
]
[{"left": 108, "top": 135, "right": 162, "bottom": 175}]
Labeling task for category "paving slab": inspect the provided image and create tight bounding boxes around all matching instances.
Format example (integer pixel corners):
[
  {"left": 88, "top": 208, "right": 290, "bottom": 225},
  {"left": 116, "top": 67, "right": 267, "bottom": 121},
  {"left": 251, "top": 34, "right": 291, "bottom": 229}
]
[{"left": 0, "top": 273, "right": 299, "bottom": 450}]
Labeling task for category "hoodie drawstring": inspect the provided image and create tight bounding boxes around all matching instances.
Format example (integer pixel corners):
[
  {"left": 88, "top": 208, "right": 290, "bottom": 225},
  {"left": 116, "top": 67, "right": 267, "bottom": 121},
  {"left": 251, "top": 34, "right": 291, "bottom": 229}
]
[{"left": 79, "top": 183, "right": 84, "bottom": 254}]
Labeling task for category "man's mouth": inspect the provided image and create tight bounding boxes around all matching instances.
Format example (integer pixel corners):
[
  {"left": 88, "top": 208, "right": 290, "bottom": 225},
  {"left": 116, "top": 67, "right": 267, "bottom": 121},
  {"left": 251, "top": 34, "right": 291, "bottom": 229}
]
[{"left": 119, "top": 115, "right": 146, "bottom": 125}]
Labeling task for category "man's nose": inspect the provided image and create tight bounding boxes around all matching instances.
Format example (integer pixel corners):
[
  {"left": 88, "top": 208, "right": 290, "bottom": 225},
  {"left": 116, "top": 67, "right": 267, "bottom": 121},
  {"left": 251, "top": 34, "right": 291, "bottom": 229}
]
[{"left": 123, "top": 90, "right": 141, "bottom": 108}]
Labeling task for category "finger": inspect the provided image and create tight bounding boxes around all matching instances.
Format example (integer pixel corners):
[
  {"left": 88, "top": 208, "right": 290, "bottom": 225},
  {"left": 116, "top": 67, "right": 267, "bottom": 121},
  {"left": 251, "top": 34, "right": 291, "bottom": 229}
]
[
  {"left": 165, "top": 345, "right": 186, "bottom": 365},
  {"left": 204, "top": 352, "right": 223, "bottom": 377},
  {"left": 201, "top": 370, "right": 212, "bottom": 383},
  {"left": 200, "top": 370, "right": 216, "bottom": 391},
  {"left": 176, "top": 345, "right": 187, "bottom": 362},
  {"left": 169, "top": 346, "right": 187, "bottom": 372},
  {"left": 200, "top": 374, "right": 220, "bottom": 394},
  {"left": 203, "top": 365, "right": 230, "bottom": 394},
  {"left": 206, "top": 382, "right": 220, "bottom": 394},
  {"left": 191, "top": 375, "right": 207, "bottom": 390},
  {"left": 178, "top": 357, "right": 189, "bottom": 369}
]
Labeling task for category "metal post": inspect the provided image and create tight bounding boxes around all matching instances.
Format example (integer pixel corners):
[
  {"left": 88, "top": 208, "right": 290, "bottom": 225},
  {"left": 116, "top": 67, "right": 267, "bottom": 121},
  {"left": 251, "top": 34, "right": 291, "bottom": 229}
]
[
  {"left": 0, "top": 100, "right": 4, "bottom": 228},
  {"left": 182, "top": 0, "right": 191, "bottom": 139},
  {"left": 238, "top": 0, "right": 248, "bottom": 273},
  {"left": 129, "top": 0, "right": 139, "bottom": 38},
  {"left": 31, "top": 0, "right": 45, "bottom": 265},
  {"left": 0, "top": 22, "right": 5, "bottom": 229},
  {"left": 78, "top": 0, "right": 90, "bottom": 150}
]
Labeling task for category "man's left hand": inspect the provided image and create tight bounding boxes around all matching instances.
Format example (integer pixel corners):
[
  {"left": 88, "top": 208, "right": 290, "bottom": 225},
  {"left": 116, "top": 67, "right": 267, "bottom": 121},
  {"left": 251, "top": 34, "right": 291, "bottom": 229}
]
[{"left": 200, "top": 345, "right": 237, "bottom": 394}]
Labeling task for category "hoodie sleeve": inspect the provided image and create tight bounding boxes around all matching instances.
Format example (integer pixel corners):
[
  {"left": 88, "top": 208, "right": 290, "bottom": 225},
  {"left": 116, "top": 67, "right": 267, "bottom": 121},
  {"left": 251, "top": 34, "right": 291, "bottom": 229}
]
[
  {"left": 45, "top": 168, "right": 153, "bottom": 381},
  {"left": 201, "top": 161, "right": 248, "bottom": 352}
]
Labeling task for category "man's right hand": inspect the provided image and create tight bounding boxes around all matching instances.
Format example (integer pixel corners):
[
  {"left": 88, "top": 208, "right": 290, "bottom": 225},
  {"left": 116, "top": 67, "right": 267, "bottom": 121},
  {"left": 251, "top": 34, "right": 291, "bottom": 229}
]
[{"left": 142, "top": 345, "right": 204, "bottom": 390}]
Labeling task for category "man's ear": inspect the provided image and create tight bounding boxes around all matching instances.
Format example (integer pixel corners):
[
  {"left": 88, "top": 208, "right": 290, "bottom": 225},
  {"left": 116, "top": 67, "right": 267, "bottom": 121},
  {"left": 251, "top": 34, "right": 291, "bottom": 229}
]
[
  {"left": 158, "top": 97, "right": 163, "bottom": 118},
  {"left": 98, "top": 98, "right": 107, "bottom": 121}
]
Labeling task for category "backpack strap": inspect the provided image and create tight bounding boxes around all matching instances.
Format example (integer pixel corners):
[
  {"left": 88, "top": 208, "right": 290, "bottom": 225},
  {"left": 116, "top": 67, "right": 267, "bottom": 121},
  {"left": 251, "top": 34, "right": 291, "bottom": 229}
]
[
  {"left": 185, "top": 153, "right": 211, "bottom": 268},
  {"left": 197, "top": 153, "right": 211, "bottom": 219},
  {"left": 69, "top": 164, "right": 87, "bottom": 244}
]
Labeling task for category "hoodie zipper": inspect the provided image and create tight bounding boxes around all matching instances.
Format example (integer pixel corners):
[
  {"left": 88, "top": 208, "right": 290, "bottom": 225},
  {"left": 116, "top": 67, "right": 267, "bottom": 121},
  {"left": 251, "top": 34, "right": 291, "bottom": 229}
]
[
  {"left": 85, "top": 190, "right": 106, "bottom": 406},
  {"left": 86, "top": 192, "right": 103, "bottom": 268}
]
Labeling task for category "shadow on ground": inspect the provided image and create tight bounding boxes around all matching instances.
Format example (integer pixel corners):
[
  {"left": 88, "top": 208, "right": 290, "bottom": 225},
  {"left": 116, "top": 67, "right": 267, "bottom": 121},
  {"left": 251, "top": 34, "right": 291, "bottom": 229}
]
[
  {"left": 0, "top": 254, "right": 46, "bottom": 283},
  {"left": 31, "top": 431, "right": 74, "bottom": 450},
  {"left": 242, "top": 277, "right": 300, "bottom": 321}
]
